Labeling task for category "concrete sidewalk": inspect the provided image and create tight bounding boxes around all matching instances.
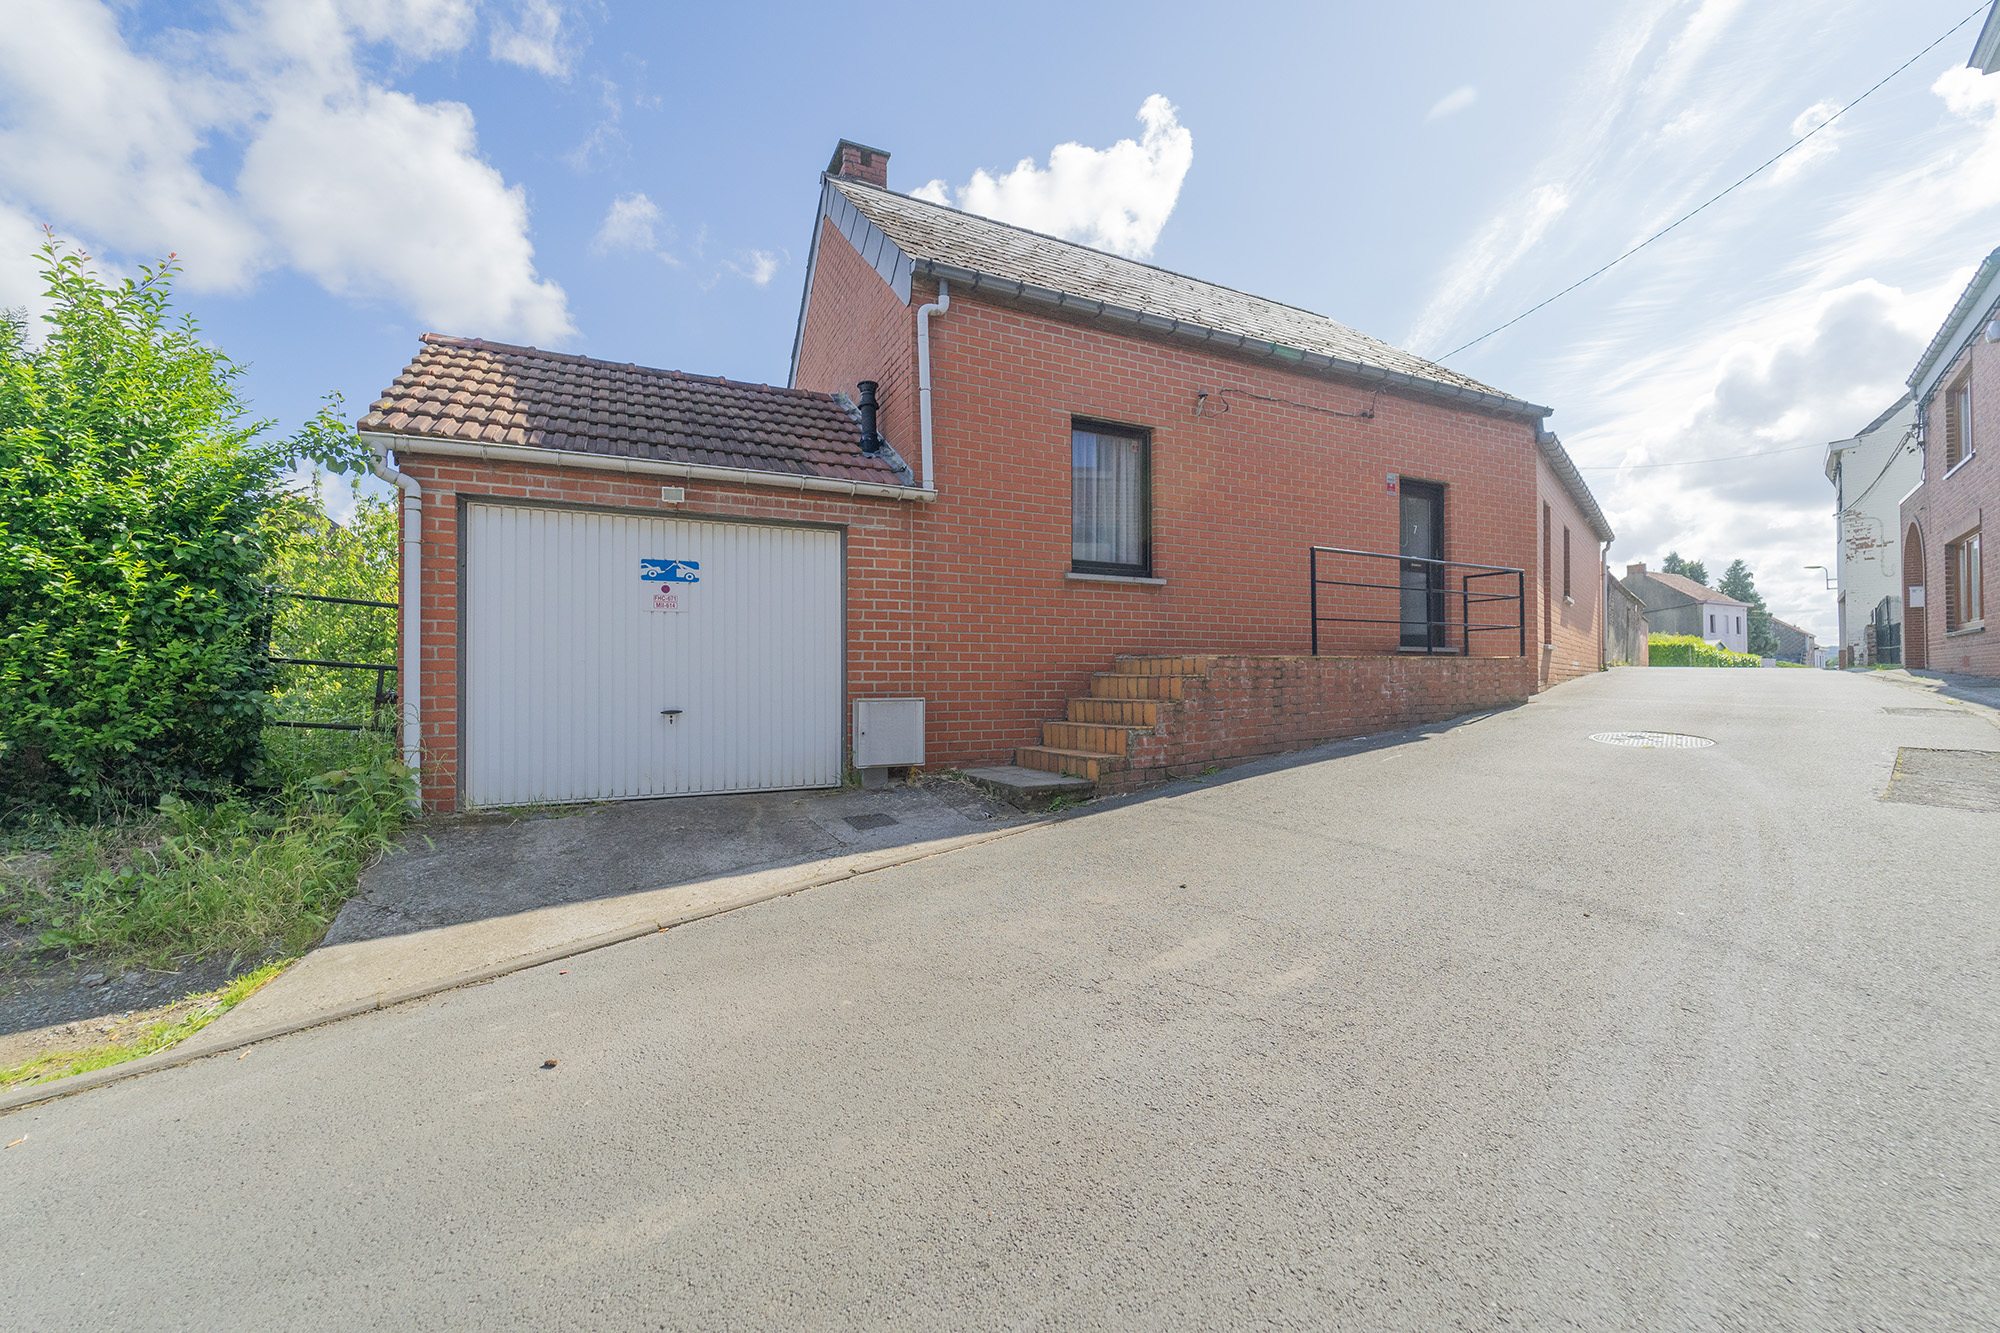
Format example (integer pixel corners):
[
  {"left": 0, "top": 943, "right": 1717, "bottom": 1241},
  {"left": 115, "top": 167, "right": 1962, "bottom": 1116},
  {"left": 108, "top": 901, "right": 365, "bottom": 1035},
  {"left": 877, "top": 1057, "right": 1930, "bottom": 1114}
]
[{"left": 197, "top": 778, "right": 1032, "bottom": 1047}]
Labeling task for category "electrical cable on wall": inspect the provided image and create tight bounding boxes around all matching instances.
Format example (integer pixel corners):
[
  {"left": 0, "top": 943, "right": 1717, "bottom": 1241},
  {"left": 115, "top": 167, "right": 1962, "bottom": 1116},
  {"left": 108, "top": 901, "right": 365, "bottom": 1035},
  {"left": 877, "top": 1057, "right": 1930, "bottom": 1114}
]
[{"left": 1195, "top": 386, "right": 1378, "bottom": 421}]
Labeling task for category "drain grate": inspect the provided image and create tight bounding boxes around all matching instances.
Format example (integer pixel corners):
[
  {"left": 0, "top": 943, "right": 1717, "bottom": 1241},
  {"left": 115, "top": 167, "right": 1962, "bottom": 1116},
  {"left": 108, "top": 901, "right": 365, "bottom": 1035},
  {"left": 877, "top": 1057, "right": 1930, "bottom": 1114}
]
[
  {"left": 844, "top": 813, "right": 900, "bottom": 831},
  {"left": 1883, "top": 707, "right": 1966, "bottom": 717},
  {"left": 1882, "top": 748, "right": 2000, "bottom": 812},
  {"left": 1589, "top": 731, "right": 1715, "bottom": 749}
]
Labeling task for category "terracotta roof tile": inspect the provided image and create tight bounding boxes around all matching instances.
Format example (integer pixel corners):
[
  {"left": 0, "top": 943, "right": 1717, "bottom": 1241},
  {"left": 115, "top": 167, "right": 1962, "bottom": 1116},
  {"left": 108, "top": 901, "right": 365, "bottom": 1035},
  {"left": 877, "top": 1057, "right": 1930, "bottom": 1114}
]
[
  {"left": 1643, "top": 570, "right": 1747, "bottom": 607},
  {"left": 358, "top": 335, "right": 903, "bottom": 486}
]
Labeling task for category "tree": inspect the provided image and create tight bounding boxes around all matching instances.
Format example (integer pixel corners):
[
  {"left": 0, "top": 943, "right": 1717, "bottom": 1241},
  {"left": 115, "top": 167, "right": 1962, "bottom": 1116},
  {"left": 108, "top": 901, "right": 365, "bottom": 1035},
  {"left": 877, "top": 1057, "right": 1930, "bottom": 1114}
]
[
  {"left": 1719, "top": 559, "right": 1781, "bottom": 657},
  {"left": 0, "top": 241, "right": 363, "bottom": 813},
  {"left": 1662, "top": 551, "right": 1709, "bottom": 586}
]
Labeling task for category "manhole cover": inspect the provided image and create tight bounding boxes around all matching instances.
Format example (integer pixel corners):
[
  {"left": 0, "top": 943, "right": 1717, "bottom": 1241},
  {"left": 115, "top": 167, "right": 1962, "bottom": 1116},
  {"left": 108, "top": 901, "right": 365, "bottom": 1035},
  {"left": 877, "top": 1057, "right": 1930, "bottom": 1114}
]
[
  {"left": 1589, "top": 731, "right": 1715, "bottom": 749},
  {"left": 1882, "top": 748, "right": 2000, "bottom": 812},
  {"left": 844, "top": 813, "right": 900, "bottom": 831}
]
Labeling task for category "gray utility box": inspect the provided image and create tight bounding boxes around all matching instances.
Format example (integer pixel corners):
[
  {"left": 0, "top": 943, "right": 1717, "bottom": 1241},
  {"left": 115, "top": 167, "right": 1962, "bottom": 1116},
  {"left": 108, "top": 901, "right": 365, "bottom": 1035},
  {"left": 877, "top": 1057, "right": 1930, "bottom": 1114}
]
[{"left": 853, "top": 697, "right": 925, "bottom": 769}]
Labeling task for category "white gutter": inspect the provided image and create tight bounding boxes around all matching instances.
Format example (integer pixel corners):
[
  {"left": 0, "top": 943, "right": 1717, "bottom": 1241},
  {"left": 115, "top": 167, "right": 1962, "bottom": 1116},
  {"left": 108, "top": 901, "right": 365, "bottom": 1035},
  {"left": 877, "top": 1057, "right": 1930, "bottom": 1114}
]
[
  {"left": 368, "top": 445, "right": 425, "bottom": 774},
  {"left": 916, "top": 278, "right": 950, "bottom": 490},
  {"left": 357, "top": 431, "right": 936, "bottom": 503}
]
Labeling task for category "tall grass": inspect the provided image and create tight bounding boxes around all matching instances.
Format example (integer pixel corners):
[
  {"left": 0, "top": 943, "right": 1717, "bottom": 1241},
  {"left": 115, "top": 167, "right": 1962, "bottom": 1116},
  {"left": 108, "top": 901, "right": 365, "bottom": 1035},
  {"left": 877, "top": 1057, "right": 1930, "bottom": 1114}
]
[{"left": 2, "top": 739, "right": 413, "bottom": 964}]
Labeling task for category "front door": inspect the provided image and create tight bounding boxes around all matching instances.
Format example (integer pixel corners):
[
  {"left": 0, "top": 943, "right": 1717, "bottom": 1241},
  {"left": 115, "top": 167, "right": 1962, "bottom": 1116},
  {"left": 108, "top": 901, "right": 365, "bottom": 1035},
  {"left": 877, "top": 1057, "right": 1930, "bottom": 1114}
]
[{"left": 1399, "top": 482, "right": 1444, "bottom": 650}]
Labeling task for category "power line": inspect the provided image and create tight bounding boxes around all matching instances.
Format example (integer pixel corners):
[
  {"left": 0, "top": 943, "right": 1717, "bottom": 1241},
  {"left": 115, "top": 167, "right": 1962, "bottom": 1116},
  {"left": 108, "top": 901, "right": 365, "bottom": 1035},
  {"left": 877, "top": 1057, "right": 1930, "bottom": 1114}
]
[
  {"left": 1578, "top": 439, "right": 1827, "bottom": 470},
  {"left": 1438, "top": 3, "right": 1992, "bottom": 362}
]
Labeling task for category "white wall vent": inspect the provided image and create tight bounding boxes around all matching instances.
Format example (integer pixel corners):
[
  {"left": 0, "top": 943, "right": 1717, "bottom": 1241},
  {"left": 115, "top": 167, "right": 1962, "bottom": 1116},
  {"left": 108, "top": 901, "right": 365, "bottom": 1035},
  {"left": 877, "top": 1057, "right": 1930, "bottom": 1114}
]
[{"left": 854, "top": 698, "right": 925, "bottom": 768}]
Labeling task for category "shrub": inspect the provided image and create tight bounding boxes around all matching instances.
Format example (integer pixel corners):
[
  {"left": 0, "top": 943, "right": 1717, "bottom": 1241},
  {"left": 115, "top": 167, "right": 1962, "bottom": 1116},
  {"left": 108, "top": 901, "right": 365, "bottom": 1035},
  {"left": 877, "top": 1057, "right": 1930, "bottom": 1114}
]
[
  {"left": 0, "top": 243, "right": 363, "bottom": 815},
  {"left": 1647, "top": 634, "right": 1762, "bottom": 668}
]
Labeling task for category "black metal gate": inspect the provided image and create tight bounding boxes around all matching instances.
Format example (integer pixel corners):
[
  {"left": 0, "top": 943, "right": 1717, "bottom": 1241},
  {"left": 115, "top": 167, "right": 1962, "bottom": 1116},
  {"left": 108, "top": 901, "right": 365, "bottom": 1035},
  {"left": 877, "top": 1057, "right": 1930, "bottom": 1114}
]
[
  {"left": 1871, "top": 597, "right": 1902, "bottom": 667},
  {"left": 263, "top": 590, "right": 400, "bottom": 733}
]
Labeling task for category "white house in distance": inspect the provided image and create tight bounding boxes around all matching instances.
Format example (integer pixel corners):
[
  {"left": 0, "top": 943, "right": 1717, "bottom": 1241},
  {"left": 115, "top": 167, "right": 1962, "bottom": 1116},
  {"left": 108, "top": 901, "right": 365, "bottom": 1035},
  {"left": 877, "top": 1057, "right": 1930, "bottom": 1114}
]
[
  {"left": 1823, "top": 394, "right": 1920, "bottom": 666},
  {"left": 1621, "top": 563, "right": 1752, "bottom": 654}
]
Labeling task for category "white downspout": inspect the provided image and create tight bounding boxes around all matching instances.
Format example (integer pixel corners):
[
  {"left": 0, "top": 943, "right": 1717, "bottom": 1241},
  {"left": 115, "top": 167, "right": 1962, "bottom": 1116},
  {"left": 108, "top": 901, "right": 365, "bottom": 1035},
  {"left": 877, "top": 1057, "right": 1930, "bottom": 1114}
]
[
  {"left": 916, "top": 279, "right": 950, "bottom": 490},
  {"left": 369, "top": 446, "right": 424, "bottom": 775}
]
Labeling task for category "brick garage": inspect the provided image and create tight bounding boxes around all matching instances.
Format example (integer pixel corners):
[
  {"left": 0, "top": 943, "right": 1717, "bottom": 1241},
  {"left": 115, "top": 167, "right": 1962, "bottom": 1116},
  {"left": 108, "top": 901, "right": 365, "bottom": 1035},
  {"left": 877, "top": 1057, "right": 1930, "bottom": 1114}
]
[{"left": 362, "top": 141, "right": 1612, "bottom": 810}]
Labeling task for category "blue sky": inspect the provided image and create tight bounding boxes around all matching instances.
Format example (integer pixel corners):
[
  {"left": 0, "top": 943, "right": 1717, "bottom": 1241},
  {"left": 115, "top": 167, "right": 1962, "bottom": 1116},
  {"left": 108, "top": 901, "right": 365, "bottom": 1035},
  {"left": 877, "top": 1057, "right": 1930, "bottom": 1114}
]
[{"left": 4, "top": 0, "right": 1997, "bottom": 641}]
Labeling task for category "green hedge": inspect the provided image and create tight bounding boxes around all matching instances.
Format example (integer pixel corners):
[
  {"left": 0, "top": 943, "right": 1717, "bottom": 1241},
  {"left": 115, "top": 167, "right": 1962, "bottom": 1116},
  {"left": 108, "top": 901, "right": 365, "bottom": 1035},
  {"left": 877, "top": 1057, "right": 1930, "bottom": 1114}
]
[
  {"left": 0, "top": 244, "right": 362, "bottom": 815},
  {"left": 1647, "top": 634, "right": 1762, "bottom": 668}
]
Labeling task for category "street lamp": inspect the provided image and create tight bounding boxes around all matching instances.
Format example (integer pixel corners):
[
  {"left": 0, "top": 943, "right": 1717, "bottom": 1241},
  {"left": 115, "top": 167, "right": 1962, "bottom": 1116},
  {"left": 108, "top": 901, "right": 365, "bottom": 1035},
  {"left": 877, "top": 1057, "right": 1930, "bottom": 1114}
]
[{"left": 1803, "top": 565, "right": 1835, "bottom": 590}]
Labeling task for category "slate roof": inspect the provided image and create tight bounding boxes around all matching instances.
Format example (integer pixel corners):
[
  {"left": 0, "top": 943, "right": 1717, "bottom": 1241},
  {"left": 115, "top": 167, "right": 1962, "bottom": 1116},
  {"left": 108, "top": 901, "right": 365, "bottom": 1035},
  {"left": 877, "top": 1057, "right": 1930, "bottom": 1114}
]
[
  {"left": 359, "top": 334, "right": 903, "bottom": 485},
  {"left": 1535, "top": 431, "right": 1614, "bottom": 543},
  {"left": 1644, "top": 570, "right": 1747, "bottom": 607},
  {"left": 827, "top": 176, "right": 1542, "bottom": 417},
  {"left": 1908, "top": 245, "right": 2000, "bottom": 398}
]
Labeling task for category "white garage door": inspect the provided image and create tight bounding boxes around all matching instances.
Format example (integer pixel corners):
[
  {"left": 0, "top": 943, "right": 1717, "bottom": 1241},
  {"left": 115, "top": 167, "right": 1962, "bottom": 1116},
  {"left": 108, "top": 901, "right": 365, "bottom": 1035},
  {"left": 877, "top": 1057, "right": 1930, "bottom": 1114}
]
[{"left": 463, "top": 503, "right": 843, "bottom": 806}]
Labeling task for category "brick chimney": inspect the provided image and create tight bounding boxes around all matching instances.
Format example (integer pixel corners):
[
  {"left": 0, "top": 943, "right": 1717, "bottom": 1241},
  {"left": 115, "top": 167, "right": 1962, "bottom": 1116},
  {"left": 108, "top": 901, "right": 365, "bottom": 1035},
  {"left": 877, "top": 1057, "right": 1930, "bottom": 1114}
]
[
  {"left": 1627, "top": 562, "right": 1648, "bottom": 579},
  {"left": 827, "top": 139, "right": 889, "bottom": 189}
]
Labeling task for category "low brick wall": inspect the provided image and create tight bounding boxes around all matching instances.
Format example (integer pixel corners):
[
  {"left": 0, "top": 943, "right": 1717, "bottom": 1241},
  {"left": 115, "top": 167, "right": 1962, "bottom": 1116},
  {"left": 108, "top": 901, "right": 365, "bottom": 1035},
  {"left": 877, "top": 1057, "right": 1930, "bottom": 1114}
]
[{"left": 1104, "top": 654, "right": 1535, "bottom": 793}]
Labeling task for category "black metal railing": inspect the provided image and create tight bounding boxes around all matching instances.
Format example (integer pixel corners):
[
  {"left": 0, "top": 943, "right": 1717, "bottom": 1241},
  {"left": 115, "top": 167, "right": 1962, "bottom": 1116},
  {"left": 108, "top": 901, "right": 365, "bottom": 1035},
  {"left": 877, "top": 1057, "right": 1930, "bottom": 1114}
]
[
  {"left": 264, "top": 591, "right": 400, "bottom": 732},
  {"left": 1309, "top": 545, "right": 1526, "bottom": 657}
]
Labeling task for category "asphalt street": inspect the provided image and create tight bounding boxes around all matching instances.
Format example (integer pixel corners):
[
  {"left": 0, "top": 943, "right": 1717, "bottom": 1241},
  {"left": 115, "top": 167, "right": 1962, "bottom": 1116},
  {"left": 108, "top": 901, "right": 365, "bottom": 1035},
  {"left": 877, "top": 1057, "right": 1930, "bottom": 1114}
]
[{"left": 4, "top": 668, "right": 1995, "bottom": 1331}]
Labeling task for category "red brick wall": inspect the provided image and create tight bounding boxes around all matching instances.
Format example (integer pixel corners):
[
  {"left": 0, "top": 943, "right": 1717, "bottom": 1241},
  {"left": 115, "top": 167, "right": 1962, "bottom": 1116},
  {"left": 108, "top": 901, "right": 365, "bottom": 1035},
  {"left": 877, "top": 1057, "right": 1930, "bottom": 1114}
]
[
  {"left": 1902, "top": 330, "right": 1999, "bottom": 677},
  {"left": 1536, "top": 452, "right": 1604, "bottom": 685},
  {"left": 1104, "top": 653, "right": 1534, "bottom": 792},
  {"left": 793, "top": 233, "right": 1545, "bottom": 768},
  {"left": 793, "top": 216, "right": 919, "bottom": 470},
  {"left": 390, "top": 453, "right": 917, "bottom": 809}
]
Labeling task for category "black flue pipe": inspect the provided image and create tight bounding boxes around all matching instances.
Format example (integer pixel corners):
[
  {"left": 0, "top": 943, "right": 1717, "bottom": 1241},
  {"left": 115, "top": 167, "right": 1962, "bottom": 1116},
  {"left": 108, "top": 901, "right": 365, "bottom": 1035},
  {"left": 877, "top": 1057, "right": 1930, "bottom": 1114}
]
[{"left": 856, "top": 380, "right": 882, "bottom": 452}]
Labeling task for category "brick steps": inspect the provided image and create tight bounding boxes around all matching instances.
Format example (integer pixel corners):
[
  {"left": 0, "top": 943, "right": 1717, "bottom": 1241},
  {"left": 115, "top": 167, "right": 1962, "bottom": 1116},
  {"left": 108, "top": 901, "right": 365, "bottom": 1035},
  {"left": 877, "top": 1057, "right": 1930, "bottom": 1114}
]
[
  {"left": 1066, "top": 697, "right": 1158, "bottom": 726},
  {"left": 1015, "top": 655, "right": 1212, "bottom": 790},
  {"left": 1089, "top": 672, "right": 1188, "bottom": 700}
]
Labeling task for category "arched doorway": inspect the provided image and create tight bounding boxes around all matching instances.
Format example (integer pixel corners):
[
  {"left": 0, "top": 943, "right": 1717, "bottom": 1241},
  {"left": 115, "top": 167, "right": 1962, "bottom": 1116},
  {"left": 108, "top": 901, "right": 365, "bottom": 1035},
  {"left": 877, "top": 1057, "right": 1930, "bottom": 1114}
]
[{"left": 1904, "top": 524, "right": 1927, "bottom": 671}]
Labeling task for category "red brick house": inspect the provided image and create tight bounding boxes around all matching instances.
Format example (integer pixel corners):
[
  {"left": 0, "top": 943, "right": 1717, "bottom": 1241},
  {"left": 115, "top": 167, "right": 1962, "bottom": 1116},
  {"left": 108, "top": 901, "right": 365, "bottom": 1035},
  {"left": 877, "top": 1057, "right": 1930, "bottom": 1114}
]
[
  {"left": 1901, "top": 245, "right": 1996, "bottom": 676},
  {"left": 360, "top": 141, "right": 1610, "bottom": 810}
]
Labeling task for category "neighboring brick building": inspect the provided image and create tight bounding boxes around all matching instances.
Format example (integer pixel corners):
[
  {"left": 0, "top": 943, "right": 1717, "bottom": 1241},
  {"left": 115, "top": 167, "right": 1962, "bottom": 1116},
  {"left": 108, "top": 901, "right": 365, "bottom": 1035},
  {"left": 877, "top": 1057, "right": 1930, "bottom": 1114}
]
[
  {"left": 361, "top": 140, "right": 1611, "bottom": 810},
  {"left": 1900, "top": 245, "right": 1997, "bottom": 677},
  {"left": 1534, "top": 432, "right": 1613, "bottom": 684}
]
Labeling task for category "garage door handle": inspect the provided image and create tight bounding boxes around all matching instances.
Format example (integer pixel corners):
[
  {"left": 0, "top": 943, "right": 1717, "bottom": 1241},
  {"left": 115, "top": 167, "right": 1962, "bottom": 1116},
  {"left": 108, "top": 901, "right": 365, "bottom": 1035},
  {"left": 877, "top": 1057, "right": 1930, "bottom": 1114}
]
[{"left": 660, "top": 709, "right": 683, "bottom": 722}]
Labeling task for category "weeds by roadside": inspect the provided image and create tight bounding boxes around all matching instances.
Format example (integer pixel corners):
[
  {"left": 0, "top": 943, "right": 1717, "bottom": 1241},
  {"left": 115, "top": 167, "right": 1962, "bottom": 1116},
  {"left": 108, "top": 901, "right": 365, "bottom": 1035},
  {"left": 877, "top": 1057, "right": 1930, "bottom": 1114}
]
[
  {"left": 0, "top": 960, "right": 287, "bottom": 1091},
  {"left": 1, "top": 736, "right": 414, "bottom": 965}
]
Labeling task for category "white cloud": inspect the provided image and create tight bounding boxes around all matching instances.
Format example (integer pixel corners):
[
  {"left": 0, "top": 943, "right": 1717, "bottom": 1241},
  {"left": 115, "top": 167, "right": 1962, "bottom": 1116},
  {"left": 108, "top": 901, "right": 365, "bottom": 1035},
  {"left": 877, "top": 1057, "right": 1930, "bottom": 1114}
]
[
  {"left": 242, "top": 85, "right": 573, "bottom": 343},
  {"left": 0, "top": 202, "right": 59, "bottom": 322},
  {"left": 490, "top": 0, "right": 572, "bottom": 79},
  {"left": 0, "top": 0, "right": 573, "bottom": 344},
  {"left": 591, "top": 192, "right": 666, "bottom": 256},
  {"left": 1426, "top": 86, "right": 1478, "bottom": 122},
  {"left": 1767, "top": 98, "right": 1844, "bottom": 184},
  {"left": 726, "top": 249, "right": 780, "bottom": 285},
  {"left": 0, "top": 1, "right": 265, "bottom": 293},
  {"left": 915, "top": 94, "right": 1193, "bottom": 259}
]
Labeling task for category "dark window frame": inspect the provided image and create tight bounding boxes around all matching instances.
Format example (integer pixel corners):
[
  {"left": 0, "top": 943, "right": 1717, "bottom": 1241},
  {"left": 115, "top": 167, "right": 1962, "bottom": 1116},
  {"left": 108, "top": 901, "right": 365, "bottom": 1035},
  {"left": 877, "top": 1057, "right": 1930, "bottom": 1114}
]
[
  {"left": 1069, "top": 418, "right": 1153, "bottom": 578},
  {"left": 1945, "top": 374, "right": 1973, "bottom": 472},
  {"left": 1946, "top": 529, "right": 1983, "bottom": 630}
]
